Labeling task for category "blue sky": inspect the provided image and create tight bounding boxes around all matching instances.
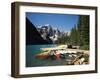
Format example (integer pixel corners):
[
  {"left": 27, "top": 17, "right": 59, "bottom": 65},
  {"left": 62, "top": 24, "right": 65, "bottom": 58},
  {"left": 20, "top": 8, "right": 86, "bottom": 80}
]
[{"left": 26, "top": 12, "right": 79, "bottom": 32}]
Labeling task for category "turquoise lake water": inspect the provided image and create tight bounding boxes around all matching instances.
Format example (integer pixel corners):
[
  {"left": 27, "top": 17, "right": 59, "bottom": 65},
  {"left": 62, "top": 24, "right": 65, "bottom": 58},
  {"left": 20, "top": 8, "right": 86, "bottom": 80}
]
[
  {"left": 26, "top": 45, "right": 89, "bottom": 67},
  {"left": 26, "top": 45, "right": 57, "bottom": 67}
]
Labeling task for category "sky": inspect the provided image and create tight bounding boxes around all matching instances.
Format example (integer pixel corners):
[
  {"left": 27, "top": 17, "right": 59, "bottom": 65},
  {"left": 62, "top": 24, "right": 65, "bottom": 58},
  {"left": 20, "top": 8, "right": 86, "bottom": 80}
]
[{"left": 26, "top": 12, "right": 79, "bottom": 32}]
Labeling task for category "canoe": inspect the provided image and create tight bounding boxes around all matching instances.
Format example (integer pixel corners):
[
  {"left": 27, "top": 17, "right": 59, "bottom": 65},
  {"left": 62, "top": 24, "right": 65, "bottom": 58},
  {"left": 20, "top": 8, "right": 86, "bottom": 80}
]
[{"left": 35, "top": 53, "right": 50, "bottom": 59}]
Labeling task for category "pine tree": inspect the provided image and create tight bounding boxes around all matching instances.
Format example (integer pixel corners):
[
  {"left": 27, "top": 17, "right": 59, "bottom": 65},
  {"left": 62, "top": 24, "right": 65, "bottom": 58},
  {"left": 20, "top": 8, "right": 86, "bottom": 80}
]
[
  {"left": 77, "top": 15, "right": 89, "bottom": 46},
  {"left": 70, "top": 26, "right": 78, "bottom": 46},
  {"left": 69, "top": 15, "right": 89, "bottom": 50}
]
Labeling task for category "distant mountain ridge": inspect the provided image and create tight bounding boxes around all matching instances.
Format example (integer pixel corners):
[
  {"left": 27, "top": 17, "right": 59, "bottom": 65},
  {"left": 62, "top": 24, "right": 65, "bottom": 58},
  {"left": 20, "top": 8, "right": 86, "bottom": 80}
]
[
  {"left": 37, "top": 24, "right": 61, "bottom": 44},
  {"left": 26, "top": 17, "right": 69, "bottom": 45}
]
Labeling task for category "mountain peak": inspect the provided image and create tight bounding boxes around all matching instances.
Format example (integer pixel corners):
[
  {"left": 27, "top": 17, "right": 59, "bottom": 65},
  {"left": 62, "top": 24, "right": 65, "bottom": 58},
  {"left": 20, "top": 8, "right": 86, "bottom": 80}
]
[{"left": 44, "top": 24, "right": 51, "bottom": 26}]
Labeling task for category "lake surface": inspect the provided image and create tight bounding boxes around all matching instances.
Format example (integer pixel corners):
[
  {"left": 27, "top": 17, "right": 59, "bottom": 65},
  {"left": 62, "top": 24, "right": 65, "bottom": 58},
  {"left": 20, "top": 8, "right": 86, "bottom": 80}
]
[
  {"left": 26, "top": 44, "right": 58, "bottom": 67},
  {"left": 26, "top": 45, "right": 89, "bottom": 67}
]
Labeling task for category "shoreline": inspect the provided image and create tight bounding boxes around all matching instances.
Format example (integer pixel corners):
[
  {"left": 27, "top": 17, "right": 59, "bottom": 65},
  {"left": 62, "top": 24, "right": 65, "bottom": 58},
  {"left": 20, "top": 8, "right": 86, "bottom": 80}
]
[{"left": 36, "top": 45, "right": 89, "bottom": 56}]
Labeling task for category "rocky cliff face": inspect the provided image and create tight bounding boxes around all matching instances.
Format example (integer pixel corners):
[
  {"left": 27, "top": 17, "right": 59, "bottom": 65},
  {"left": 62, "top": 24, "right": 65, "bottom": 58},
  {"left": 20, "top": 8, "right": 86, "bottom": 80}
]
[
  {"left": 26, "top": 18, "right": 50, "bottom": 45},
  {"left": 37, "top": 24, "right": 61, "bottom": 44}
]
